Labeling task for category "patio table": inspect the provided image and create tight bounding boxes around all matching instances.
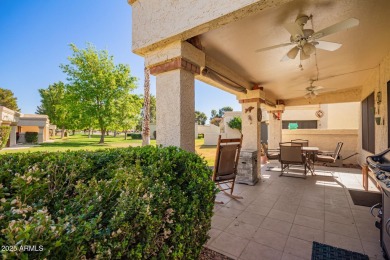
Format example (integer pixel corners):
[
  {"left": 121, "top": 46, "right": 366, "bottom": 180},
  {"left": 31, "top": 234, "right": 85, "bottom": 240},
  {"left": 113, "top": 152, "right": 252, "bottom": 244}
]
[{"left": 302, "top": 146, "right": 319, "bottom": 175}]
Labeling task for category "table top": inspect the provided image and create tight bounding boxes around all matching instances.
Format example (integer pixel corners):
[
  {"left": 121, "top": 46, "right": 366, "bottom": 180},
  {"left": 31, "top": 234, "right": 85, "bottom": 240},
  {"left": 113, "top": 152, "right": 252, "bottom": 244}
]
[{"left": 302, "top": 146, "right": 319, "bottom": 151}]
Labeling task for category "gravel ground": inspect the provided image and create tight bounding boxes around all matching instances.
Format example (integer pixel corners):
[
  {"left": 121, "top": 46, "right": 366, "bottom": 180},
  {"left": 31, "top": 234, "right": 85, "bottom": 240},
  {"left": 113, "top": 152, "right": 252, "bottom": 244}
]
[{"left": 199, "top": 247, "right": 234, "bottom": 260}]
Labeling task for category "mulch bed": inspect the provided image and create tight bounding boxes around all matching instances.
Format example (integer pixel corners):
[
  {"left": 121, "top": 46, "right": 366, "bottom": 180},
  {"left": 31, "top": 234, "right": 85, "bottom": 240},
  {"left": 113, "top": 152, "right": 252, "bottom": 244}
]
[{"left": 199, "top": 247, "right": 234, "bottom": 260}]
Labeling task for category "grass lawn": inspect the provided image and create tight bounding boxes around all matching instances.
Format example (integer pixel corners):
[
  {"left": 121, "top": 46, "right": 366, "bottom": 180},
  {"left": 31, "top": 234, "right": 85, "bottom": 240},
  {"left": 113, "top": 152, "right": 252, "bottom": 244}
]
[{"left": 1, "top": 134, "right": 217, "bottom": 166}]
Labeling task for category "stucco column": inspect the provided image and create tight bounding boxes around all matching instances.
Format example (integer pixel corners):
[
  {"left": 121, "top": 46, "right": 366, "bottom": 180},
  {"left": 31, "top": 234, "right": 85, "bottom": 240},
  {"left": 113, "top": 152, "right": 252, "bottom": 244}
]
[
  {"left": 9, "top": 124, "right": 17, "bottom": 146},
  {"left": 155, "top": 69, "right": 195, "bottom": 152},
  {"left": 267, "top": 105, "right": 285, "bottom": 149},
  {"left": 147, "top": 41, "right": 204, "bottom": 153},
  {"left": 235, "top": 89, "right": 265, "bottom": 185},
  {"left": 38, "top": 126, "right": 44, "bottom": 143}
]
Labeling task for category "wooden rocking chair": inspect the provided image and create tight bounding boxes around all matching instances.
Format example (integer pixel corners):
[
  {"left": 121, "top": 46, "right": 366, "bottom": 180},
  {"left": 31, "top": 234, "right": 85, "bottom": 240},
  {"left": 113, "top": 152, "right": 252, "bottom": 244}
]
[{"left": 212, "top": 135, "right": 243, "bottom": 203}]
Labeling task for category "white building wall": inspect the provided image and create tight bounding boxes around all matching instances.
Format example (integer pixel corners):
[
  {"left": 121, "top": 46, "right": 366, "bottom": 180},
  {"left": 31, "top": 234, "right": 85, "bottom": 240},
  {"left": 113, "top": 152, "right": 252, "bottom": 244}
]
[{"left": 327, "top": 102, "right": 359, "bottom": 129}]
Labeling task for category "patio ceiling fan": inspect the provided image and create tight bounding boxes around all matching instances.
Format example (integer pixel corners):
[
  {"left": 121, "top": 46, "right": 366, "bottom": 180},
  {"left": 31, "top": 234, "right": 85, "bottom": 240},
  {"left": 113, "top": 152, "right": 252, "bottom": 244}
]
[
  {"left": 255, "top": 15, "right": 359, "bottom": 61},
  {"left": 304, "top": 80, "right": 323, "bottom": 99}
]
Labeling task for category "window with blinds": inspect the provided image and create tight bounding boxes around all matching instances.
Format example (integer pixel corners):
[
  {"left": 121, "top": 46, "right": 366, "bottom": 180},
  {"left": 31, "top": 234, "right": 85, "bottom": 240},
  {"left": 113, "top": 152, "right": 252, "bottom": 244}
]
[{"left": 362, "top": 92, "right": 375, "bottom": 153}]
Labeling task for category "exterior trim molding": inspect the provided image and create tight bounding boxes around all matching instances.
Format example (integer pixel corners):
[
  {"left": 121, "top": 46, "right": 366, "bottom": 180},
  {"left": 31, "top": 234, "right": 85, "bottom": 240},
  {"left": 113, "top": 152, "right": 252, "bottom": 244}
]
[
  {"left": 238, "top": 98, "right": 265, "bottom": 104},
  {"left": 149, "top": 57, "right": 200, "bottom": 76}
]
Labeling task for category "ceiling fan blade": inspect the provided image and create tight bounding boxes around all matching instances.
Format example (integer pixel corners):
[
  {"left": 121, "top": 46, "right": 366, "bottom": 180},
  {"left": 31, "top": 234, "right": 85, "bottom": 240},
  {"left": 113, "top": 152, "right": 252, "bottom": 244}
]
[
  {"left": 312, "top": 86, "right": 323, "bottom": 91},
  {"left": 280, "top": 55, "right": 290, "bottom": 62},
  {"left": 315, "top": 41, "right": 342, "bottom": 51},
  {"left": 300, "top": 49, "right": 310, "bottom": 60},
  {"left": 284, "top": 22, "right": 304, "bottom": 38},
  {"left": 312, "top": 18, "right": 359, "bottom": 39},
  {"left": 255, "top": 42, "right": 293, "bottom": 53}
]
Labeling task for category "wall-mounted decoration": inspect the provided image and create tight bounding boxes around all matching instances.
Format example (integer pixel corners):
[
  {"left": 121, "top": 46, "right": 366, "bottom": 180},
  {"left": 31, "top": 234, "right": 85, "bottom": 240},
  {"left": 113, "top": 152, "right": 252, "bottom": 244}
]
[
  {"left": 248, "top": 115, "right": 253, "bottom": 124},
  {"left": 315, "top": 110, "right": 324, "bottom": 118},
  {"left": 257, "top": 108, "right": 262, "bottom": 122},
  {"left": 245, "top": 106, "right": 254, "bottom": 113}
]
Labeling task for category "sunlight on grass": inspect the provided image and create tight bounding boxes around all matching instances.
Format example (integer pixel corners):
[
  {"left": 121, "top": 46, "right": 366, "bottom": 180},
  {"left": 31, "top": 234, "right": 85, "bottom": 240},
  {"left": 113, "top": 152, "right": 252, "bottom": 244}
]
[{"left": 1, "top": 135, "right": 217, "bottom": 166}]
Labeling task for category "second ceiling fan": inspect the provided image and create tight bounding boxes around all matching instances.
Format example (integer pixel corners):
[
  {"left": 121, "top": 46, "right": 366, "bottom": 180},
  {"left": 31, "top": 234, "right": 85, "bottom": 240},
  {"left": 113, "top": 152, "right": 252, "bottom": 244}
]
[{"left": 255, "top": 15, "right": 359, "bottom": 61}]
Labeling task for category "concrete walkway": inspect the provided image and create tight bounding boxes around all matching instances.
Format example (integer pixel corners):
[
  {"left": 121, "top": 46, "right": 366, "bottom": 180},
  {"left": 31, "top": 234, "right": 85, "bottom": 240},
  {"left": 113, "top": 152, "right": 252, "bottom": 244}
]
[{"left": 207, "top": 163, "right": 384, "bottom": 260}]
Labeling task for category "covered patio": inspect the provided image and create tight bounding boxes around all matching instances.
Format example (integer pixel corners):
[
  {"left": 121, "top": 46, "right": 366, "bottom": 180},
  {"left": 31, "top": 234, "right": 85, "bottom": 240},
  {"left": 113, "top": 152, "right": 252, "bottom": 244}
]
[{"left": 129, "top": 0, "right": 390, "bottom": 258}]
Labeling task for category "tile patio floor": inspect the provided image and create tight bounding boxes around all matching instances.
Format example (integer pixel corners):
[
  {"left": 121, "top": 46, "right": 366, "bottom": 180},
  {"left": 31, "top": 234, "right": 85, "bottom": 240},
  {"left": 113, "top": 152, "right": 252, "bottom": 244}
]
[{"left": 206, "top": 163, "right": 385, "bottom": 260}]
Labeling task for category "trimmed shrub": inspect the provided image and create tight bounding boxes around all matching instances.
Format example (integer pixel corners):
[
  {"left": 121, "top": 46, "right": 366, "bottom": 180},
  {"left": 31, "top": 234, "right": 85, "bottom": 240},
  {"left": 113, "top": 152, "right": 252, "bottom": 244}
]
[
  {"left": 0, "top": 146, "right": 216, "bottom": 259},
  {"left": 0, "top": 125, "right": 11, "bottom": 149},
  {"left": 25, "top": 132, "right": 38, "bottom": 143},
  {"left": 127, "top": 133, "right": 142, "bottom": 139}
]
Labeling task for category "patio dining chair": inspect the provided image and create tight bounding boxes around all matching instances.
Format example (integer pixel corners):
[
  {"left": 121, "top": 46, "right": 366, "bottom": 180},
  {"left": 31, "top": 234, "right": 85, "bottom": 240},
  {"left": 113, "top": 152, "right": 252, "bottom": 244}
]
[
  {"left": 279, "top": 142, "right": 307, "bottom": 178},
  {"left": 262, "top": 143, "right": 280, "bottom": 161},
  {"left": 315, "top": 142, "right": 343, "bottom": 165},
  {"left": 291, "top": 139, "right": 309, "bottom": 147},
  {"left": 212, "top": 135, "right": 243, "bottom": 203}
]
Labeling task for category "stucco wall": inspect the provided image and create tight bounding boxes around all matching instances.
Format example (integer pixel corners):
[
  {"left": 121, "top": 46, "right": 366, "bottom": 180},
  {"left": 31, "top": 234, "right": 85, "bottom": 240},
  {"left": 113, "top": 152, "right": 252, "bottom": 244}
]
[
  {"left": 282, "top": 129, "right": 359, "bottom": 164},
  {"left": 327, "top": 102, "right": 359, "bottom": 129},
  {"left": 358, "top": 51, "right": 390, "bottom": 164},
  {"left": 20, "top": 126, "right": 39, "bottom": 133},
  {"left": 130, "top": 0, "right": 292, "bottom": 54}
]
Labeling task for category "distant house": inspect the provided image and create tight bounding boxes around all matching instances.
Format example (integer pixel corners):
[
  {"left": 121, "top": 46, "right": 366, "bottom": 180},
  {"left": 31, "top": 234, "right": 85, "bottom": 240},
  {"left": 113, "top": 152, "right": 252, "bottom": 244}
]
[{"left": 0, "top": 106, "right": 51, "bottom": 147}]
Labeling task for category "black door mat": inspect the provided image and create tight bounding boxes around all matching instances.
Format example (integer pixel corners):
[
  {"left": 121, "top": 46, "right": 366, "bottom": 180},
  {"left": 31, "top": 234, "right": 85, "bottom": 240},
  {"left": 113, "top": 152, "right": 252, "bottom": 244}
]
[
  {"left": 348, "top": 189, "right": 381, "bottom": 207},
  {"left": 312, "top": 241, "right": 369, "bottom": 260}
]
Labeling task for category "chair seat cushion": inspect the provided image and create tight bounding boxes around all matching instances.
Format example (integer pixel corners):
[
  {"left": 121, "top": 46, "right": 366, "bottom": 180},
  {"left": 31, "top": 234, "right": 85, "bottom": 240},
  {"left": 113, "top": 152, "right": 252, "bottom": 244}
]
[
  {"left": 268, "top": 153, "right": 280, "bottom": 160},
  {"left": 316, "top": 154, "right": 334, "bottom": 163}
]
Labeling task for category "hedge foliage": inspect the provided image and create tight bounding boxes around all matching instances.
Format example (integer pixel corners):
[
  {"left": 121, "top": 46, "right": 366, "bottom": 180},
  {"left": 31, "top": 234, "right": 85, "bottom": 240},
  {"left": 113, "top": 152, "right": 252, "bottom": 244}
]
[
  {"left": 0, "top": 125, "right": 11, "bottom": 150},
  {"left": 127, "top": 133, "right": 142, "bottom": 139},
  {"left": 25, "top": 132, "right": 38, "bottom": 143},
  {"left": 0, "top": 146, "right": 216, "bottom": 259},
  {"left": 227, "top": 117, "right": 242, "bottom": 132}
]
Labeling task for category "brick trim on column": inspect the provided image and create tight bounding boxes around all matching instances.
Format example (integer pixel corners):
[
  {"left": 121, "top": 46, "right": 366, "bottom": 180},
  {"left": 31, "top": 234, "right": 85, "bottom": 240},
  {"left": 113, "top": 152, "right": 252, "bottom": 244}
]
[
  {"left": 239, "top": 98, "right": 265, "bottom": 104},
  {"left": 149, "top": 58, "right": 200, "bottom": 76}
]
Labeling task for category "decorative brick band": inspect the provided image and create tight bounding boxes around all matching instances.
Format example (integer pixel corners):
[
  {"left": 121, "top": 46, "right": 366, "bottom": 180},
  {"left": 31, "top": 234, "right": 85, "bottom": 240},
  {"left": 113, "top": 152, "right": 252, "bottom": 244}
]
[
  {"left": 239, "top": 98, "right": 265, "bottom": 104},
  {"left": 149, "top": 58, "right": 200, "bottom": 76}
]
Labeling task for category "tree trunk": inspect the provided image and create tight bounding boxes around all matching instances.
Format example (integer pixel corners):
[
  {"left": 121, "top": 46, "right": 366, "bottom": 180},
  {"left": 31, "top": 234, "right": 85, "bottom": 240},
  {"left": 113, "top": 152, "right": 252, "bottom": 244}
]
[
  {"left": 88, "top": 129, "right": 91, "bottom": 138},
  {"left": 61, "top": 126, "right": 65, "bottom": 139},
  {"left": 99, "top": 129, "right": 105, "bottom": 144},
  {"left": 124, "top": 130, "right": 127, "bottom": 140},
  {"left": 106, "top": 131, "right": 109, "bottom": 136},
  {"left": 114, "top": 130, "right": 117, "bottom": 137},
  {"left": 72, "top": 130, "right": 75, "bottom": 135},
  {"left": 142, "top": 66, "right": 151, "bottom": 146}
]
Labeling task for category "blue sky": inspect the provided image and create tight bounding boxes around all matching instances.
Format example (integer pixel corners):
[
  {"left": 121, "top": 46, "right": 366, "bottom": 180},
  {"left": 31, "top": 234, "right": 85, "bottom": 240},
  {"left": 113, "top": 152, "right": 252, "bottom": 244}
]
[{"left": 0, "top": 0, "right": 241, "bottom": 120}]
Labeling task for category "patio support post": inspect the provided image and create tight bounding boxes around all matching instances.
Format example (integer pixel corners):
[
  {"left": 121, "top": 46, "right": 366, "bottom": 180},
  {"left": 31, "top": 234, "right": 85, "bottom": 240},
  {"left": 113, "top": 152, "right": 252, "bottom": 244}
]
[
  {"left": 236, "top": 89, "right": 265, "bottom": 185},
  {"left": 38, "top": 126, "right": 44, "bottom": 143},
  {"left": 267, "top": 105, "right": 285, "bottom": 149},
  {"left": 9, "top": 124, "right": 17, "bottom": 146},
  {"left": 147, "top": 41, "right": 204, "bottom": 152}
]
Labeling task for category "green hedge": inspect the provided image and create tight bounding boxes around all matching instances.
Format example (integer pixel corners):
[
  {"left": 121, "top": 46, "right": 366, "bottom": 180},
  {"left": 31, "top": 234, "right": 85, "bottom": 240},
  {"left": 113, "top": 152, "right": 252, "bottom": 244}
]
[
  {"left": 25, "top": 131, "right": 38, "bottom": 143},
  {"left": 0, "top": 146, "right": 216, "bottom": 259},
  {"left": 127, "top": 133, "right": 142, "bottom": 139},
  {"left": 0, "top": 125, "right": 11, "bottom": 150}
]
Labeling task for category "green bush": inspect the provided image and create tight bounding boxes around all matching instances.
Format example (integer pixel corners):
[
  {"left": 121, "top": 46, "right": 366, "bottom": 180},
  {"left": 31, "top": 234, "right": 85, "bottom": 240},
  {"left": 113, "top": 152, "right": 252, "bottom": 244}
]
[
  {"left": 227, "top": 116, "right": 242, "bottom": 132},
  {"left": 0, "top": 125, "right": 11, "bottom": 150},
  {"left": 0, "top": 146, "right": 216, "bottom": 259},
  {"left": 127, "top": 133, "right": 142, "bottom": 139},
  {"left": 25, "top": 132, "right": 38, "bottom": 143}
]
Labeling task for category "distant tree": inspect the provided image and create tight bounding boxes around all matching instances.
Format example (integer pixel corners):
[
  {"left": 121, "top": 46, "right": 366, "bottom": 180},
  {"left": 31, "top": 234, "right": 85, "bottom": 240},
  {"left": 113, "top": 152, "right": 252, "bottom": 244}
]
[
  {"left": 36, "top": 82, "right": 69, "bottom": 138},
  {"left": 150, "top": 95, "right": 156, "bottom": 124},
  {"left": 114, "top": 94, "right": 142, "bottom": 140},
  {"left": 209, "top": 106, "right": 234, "bottom": 126},
  {"left": 142, "top": 66, "right": 150, "bottom": 146},
  {"left": 195, "top": 111, "right": 207, "bottom": 125},
  {"left": 60, "top": 43, "right": 137, "bottom": 144},
  {"left": 0, "top": 88, "right": 20, "bottom": 111},
  {"left": 227, "top": 116, "right": 242, "bottom": 132},
  {"left": 218, "top": 106, "right": 233, "bottom": 117}
]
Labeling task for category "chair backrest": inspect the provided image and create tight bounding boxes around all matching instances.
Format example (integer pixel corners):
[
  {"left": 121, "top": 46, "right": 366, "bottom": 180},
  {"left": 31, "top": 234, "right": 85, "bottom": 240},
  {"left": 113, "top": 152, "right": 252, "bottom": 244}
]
[
  {"left": 291, "top": 139, "right": 309, "bottom": 147},
  {"left": 332, "top": 142, "right": 343, "bottom": 160},
  {"left": 213, "top": 135, "right": 242, "bottom": 181},
  {"left": 279, "top": 142, "right": 304, "bottom": 163}
]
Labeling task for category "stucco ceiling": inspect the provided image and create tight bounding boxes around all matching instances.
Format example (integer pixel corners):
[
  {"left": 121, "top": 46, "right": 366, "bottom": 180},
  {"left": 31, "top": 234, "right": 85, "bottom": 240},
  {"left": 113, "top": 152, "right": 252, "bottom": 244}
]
[{"left": 199, "top": 0, "right": 390, "bottom": 101}]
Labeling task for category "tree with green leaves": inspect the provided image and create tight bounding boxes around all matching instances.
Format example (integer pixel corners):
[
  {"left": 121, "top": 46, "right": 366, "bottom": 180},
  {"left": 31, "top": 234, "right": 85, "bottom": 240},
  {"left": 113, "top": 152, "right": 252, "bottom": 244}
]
[
  {"left": 195, "top": 111, "right": 207, "bottom": 125},
  {"left": 0, "top": 88, "right": 20, "bottom": 111},
  {"left": 210, "top": 106, "right": 234, "bottom": 126},
  {"left": 114, "top": 94, "right": 142, "bottom": 140},
  {"left": 60, "top": 43, "right": 137, "bottom": 144},
  {"left": 36, "top": 82, "right": 69, "bottom": 138}
]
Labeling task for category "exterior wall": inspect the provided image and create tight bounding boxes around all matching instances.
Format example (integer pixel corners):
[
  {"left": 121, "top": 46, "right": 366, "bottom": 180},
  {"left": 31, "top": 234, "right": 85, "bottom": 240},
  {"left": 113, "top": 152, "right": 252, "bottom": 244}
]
[
  {"left": 198, "top": 124, "right": 220, "bottom": 134},
  {"left": 358, "top": 51, "right": 390, "bottom": 164},
  {"left": 20, "top": 126, "right": 39, "bottom": 133},
  {"left": 327, "top": 102, "right": 359, "bottom": 129},
  {"left": 282, "top": 129, "right": 358, "bottom": 164},
  {"left": 130, "top": 0, "right": 292, "bottom": 54}
]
